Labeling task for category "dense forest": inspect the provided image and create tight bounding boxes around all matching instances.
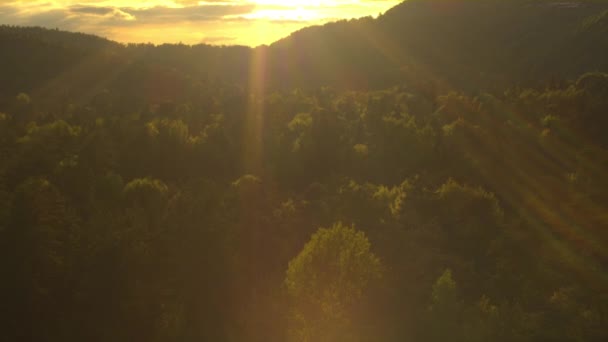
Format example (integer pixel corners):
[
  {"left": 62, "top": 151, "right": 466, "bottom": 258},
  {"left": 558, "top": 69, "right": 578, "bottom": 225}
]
[{"left": 1, "top": 0, "right": 608, "bottom": 341}]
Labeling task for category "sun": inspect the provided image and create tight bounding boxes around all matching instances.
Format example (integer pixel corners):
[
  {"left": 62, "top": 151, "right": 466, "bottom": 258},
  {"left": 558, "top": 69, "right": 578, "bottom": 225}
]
[{"left": 244, "top": 1, "right": 326, "bottom": 22}]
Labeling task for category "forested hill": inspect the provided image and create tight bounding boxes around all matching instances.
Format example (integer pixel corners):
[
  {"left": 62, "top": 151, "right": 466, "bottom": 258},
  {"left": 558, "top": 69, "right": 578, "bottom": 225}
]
[
  {"left": 0, "top": 25, "right": 251, "bottom": 109},
  {"left": 2, "top": 0, "right": 608, "bottom": 99},
  {"left": 1, "top": 1, "right": 608, "bottom": 341},
  {"left": 269, "top": 0, "right": 608, "bottom": 90}
]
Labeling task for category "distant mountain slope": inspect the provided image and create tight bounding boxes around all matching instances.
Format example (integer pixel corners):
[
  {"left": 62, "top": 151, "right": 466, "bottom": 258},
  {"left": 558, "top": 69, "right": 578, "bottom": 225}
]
[
  {"left": 0, "top": 26, "right": 121, "bottom": 101},
  {"left": 268, "top": 0, "right": 608, "bottom": 90},
  {"left": 0, "top": 25, "right": 251, "bottom": 108}
]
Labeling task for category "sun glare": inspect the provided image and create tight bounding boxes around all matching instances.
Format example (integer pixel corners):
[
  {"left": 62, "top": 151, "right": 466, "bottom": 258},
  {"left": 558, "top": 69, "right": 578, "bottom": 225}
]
[
  {"left": 243, "top": 8, "right": 320, "bottom": 22},
  {"left": 2, "top": 0, "right": 400, "bottom": 45}
]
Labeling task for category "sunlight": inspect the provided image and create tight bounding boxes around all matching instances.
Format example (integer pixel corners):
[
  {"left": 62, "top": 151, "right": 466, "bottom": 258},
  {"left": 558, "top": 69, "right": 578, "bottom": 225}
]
[
  {"left": 244, "top": 46, "right": 267, "bottom": 174},
  {"left": 1, "top": 0, "right": 400, "bottom": 45},
  {"left": 3, "top": 1, "right": 608, "bottom": 340},
  {"left": 252, "top": 0, "right": 324, "bottom": 7},
  {"left": 243, "top": 7, "right": 320, "bottom": 22}
]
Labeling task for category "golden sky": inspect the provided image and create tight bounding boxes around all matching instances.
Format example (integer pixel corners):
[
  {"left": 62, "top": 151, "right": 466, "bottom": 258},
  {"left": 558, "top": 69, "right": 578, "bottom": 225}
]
[{"left": 0, "top": 1, "right": 401, "bottom": 46}]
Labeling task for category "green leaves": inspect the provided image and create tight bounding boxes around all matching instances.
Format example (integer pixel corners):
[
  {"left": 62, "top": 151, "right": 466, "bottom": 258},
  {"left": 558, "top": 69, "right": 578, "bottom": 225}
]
[
  {"left": 1, "top": 25, "right": 608, "bottom": 340},
  {"left": 123, "top": 177, "right": 169, "bottom": 212},
  {"left": 431, "top": 269, "right": 457, "bottom": 307},
  {"left": 286, "top": 222, "right": 382, "bottom": 341}
]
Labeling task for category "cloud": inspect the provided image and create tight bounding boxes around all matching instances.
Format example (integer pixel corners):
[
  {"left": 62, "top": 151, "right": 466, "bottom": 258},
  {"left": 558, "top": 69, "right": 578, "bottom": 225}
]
[
  {"left": 123, "top": 3, "right": 258, "bottom": 24},
  {"left": 70, "top": 6, "right": 114, "bottom": 16},
  {"left": 0, "top": 2, "right": 255, "bottom": 30},
  {"left": 0, "top": 5, "right": 19, "bottom": 19},
  {"left": 0, "top": 1, "right": 400, "bottom": 45},
  {"left": 201, "top": 35, "right": 237, "bottom": 44}
]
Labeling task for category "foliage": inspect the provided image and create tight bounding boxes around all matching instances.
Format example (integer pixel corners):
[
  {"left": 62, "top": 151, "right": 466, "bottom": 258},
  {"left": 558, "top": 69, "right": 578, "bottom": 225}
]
[
  {"left": 1, "top": 6, "right": 608, "bottom": 340},
  {"left": 285, "top": 223, "right": 382, "bottom": 341}
]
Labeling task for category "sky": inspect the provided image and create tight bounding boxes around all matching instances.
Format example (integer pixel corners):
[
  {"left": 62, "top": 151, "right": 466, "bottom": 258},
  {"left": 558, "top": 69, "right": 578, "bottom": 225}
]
[{"left": 0, "top": 1, "right": 401, "bottom": 46}]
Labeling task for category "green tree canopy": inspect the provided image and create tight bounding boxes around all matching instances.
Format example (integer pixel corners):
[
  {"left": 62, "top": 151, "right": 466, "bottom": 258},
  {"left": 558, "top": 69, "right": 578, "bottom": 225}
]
[{"left": 285, "top": 222, "right": 382, "bottom": 341}]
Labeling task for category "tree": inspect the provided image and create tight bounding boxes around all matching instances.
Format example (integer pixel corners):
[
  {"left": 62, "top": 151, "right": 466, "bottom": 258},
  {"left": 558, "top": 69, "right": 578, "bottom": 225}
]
[
  {"left": 5, "top": 178, "right": 81, "bottom": 341},
  {"left": 285, "top": 222, "right": 382, "bottom": 341},
  {"left": 424, "top": 269, "right": 465, "bottom": 342}
]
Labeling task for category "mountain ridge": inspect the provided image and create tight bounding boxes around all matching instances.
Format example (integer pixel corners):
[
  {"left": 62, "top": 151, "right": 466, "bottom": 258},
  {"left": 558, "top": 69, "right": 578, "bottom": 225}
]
[
  {"left": 268, "top": 0, "right": 608, "bottom": 90},
  {"left": 1, "top": 0, "right": 608, "bottom": 99}
]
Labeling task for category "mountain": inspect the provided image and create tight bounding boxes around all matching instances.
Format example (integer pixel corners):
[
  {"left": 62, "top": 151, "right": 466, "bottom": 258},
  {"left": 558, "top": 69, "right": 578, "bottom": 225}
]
[
  {"left": 2, "top": 2, "right": 608, "bottom": 341},
  {"left": 0, "top": 25, "right": 251, "bottom": 109},
  {"left": 1, "top": 0, "right": 608, "bottom": 101},
  {"left": 268, "top": 0, "right": 608, "bottom": 91}
]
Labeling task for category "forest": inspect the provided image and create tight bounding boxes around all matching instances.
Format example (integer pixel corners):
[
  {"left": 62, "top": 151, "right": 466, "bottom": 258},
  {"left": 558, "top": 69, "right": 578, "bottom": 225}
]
[{"left": 1, "top": 0, "right": 608, "bottom": 341}]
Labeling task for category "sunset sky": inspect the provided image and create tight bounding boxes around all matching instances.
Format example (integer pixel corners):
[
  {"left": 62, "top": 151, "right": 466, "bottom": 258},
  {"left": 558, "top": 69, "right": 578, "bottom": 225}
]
[{"left": 0, "top": 1, "right": 401, "bottom": 46}]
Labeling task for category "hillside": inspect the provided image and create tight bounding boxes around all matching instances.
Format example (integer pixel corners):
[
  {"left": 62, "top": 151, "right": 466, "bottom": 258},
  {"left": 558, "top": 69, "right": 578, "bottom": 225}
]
[
  {"left": 0, "top": 25, "right": 254, "bottom": 111},
  {"left": 1, "top": 1, "right": 608, "bottom": 341},
  {"left": 269, "top": 0, "right": 608, "bottom": 90},
  {"left": 2, "top": 0, "right": 608, "bottom": 99}
]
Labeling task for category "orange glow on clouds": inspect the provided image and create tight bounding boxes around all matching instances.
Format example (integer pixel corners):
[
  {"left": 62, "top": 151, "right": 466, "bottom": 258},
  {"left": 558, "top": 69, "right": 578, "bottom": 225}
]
[{"left": 0, "top": 1, "right": 401, "bottom": 46}]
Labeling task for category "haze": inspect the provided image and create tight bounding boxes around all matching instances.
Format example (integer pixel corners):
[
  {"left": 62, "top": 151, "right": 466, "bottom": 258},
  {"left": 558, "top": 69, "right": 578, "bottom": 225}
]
[{"left": 0, "top": 0, "right": 400, "bottom": 46}]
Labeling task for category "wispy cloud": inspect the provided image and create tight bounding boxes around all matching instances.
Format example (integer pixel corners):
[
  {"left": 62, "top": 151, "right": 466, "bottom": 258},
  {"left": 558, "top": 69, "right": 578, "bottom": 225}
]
[{"left": 0, "top": 1, "right": 400, "bottom": 46}]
